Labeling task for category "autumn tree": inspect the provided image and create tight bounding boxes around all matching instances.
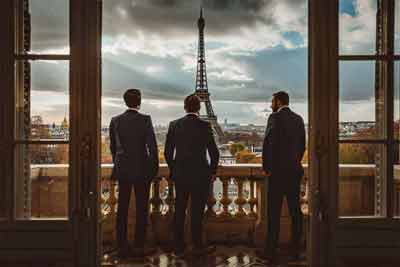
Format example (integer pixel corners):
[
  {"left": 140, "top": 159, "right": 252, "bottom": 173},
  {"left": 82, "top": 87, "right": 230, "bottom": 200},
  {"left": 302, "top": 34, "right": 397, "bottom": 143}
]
[
  {"left": 229, "top": 142, "right": 245, "bottom": 156},
  {"left": 339, "top": 125, "right": 379, "bottom": 164},
  {"left": 158, "top": 148, "right": 166, "bottom": 164},
  {"left": 236, "top": 150, "right": 256, "bottom": 163}
]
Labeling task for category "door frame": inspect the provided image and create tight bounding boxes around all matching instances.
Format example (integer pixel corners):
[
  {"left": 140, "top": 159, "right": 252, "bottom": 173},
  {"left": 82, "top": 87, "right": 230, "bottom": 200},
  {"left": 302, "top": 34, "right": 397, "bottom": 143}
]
[
  {"left": 308, "top": 0, "right": 339, "bottom": 266},
  {"left": 335, "top": 0, "right": 400, "bottom": 264},
  {"left": 309, "top": 0, "right": 400, "bottom": 266},
  {"left": 70, "top": 0, "right": 102, "bottom": 266},
  {"left": 0, "top": 0, "right": 102, "bottom": 266}
]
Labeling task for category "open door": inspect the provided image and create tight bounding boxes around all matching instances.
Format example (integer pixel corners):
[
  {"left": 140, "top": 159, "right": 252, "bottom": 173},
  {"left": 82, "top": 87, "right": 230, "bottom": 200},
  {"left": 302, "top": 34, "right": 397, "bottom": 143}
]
[
  {"left": 335, "top": 0, "right": 400, "bottom": 265},
  {"left": 309, "top": 0, "right": 400, "bottom": 266},
  {"left": 0, "top": 0, "right": 102, "bottom": 266}
]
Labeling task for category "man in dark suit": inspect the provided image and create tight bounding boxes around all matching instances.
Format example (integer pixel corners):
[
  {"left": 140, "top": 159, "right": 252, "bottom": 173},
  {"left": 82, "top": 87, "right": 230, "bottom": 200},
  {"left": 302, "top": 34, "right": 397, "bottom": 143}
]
[
  {"left": 258, "top": 91, "right": 306, "bottom": 263},
  {"left": 109, "top": 89, "right": 159, "bottom": 258},
  {"left": 164, "top": 94, "right": 220, "bottom": 256}
]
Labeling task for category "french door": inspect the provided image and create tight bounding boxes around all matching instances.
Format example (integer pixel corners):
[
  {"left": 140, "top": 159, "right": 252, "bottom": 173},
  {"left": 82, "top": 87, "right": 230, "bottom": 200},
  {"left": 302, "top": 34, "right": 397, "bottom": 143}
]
[
  {"left": 0, "top": 0, "right": 101, "bottom": 266},
  {"left": 309, "top": 0, "right": 400, "bottom": 266}
]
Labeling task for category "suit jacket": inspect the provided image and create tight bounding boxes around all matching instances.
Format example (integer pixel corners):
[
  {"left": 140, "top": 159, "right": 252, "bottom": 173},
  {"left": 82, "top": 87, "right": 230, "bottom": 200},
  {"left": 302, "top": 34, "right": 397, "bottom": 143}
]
[
  {"left": 262, "top": 107, "right": 305, "bottom": 179},
  {"left": 109, "top": 110, "right": 159, "bottom": 182},
  {"left": 164, "top": 114, "right": 220, "bottom": 183}
]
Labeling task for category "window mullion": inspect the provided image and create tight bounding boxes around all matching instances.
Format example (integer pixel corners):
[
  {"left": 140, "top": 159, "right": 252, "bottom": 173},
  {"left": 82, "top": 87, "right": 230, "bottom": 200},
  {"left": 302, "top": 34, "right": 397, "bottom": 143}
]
[
  {"left": 338, "top": 55, "right": 386, "bottom": 60},
  {"left": 385, "top": 0, "right": 395, "bottom": 218},
  {"left": 14, "top": 140, "right": 69, "bottom": 145},
  {"left": 15, "top": 54, "right": 70, "bottom": 61}
]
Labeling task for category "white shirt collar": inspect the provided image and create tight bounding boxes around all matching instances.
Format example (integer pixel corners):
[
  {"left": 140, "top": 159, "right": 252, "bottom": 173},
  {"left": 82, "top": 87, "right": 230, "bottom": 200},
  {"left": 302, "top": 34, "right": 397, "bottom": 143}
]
[
  {"left": 277, "top": 105, "right": 289, "bottom": 113},
  {"left": 186, "top": 112, "right": 199, "bottom": 117},
  {"left": 128, "top": 107, "right": 140, "bottom": 112}
]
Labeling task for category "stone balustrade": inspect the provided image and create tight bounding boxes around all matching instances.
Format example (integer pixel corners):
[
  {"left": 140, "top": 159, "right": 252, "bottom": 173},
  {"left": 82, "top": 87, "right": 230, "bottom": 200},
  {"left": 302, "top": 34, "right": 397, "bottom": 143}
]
[
  {"left": 28, "top": 164, "right": 400, "bottom": 248},
  {"left": 98, "top": 164, "right": 309, "bottom": 247}
]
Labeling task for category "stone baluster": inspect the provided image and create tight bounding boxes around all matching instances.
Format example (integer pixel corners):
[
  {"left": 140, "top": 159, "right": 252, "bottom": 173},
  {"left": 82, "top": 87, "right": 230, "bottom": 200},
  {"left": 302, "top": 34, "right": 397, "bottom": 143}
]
[
  {"left": 254, "top": 178, "right": 267, "bottom": 246},
  {"left": 300, "top": 174, "right": 308, "bottom": 215},
  {"left": 100, "top": 178, "right": 106, "bottom": 219},
  {"left": 165, "top": 178, "right": 175, "bottom": 215},
  {"left": 247, "top": 178, "right": 257, "bottom": 218},
  {"left": 235, "top": 177, "right": 246, "bottom": 217},
  {"left": 205, "top": 177, "right": 217, "bottom": 218},
  {"left": 219, "top": 176, "right": 232, "bottom": 217},
  {"left": 107, "top": 179, "right": 118, "bottom": 243},
  {"left": 108, "top": 180, "right": 118, "bottom": 220},
  {"left": 149, "top": 177, "right": 163, "bottom": 244}
]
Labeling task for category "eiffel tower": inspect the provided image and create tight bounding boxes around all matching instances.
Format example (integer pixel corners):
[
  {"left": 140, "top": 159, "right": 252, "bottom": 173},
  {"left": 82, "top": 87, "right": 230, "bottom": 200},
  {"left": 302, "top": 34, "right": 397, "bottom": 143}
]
[{"left": 194, "top": 8, "right": 224, "bottom": 139}]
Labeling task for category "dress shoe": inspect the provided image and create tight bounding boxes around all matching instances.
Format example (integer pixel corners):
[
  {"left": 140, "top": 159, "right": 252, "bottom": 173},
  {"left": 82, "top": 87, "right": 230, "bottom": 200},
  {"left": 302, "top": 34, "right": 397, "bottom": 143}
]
[
  {"left": 161, "top": 246, "right": 175, "bottom": 254},
  {"left": 173, "top": 246, "right": 185, "bottom": 257},
  {"left": 288, "top": 252, "right": 306, "bottom": 263},
  {"left": 131, "top": 247, "right": 157, "bottom": 258},
  {"left": 191, "top": 245, "right": 216, "bottom": 256},
  {"left": 255, "top": 249, "right": 278, "bottom": 264},
  {"left": 116, "top": 247, "right": 130, "bottom": 259}
]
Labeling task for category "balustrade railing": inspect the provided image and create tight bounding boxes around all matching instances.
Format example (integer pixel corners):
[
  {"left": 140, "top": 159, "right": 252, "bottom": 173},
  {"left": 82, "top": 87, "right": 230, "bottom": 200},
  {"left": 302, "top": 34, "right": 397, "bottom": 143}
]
[
  {"left": 99, "top": 164, "right": 308, "bottom": 246},
  {"left": 28, "top": 164, "right": 400, "bottom": 248}
]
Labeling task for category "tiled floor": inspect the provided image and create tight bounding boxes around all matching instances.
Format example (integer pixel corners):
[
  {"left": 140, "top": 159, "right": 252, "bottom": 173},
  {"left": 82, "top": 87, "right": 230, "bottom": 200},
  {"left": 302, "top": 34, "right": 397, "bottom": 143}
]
[{"left": 101, "top": 246, "right": 308, "bottom": 267}]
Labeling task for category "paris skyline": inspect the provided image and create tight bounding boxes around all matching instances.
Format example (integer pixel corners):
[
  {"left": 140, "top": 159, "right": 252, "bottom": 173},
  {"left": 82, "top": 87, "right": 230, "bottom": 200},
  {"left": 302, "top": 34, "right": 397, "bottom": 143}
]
[{"left": 29, "top": 0, "right": 395, "bottom": 126}]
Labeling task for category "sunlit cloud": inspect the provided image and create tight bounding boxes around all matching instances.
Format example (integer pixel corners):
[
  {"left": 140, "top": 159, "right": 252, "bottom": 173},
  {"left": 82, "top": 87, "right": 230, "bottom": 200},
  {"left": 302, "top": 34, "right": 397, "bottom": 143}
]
[
  {"left": 339, "top": 0, "right": 376, "bottom": 54},
  {"left": 30, "top": 0, "right": 383, "bottom": 125}
]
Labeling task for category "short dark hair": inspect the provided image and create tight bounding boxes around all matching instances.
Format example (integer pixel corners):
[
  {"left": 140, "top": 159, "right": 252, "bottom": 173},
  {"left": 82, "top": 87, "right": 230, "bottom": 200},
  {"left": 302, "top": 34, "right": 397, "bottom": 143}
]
[
  {"left": 123, "top": 89, "right": 141, "bottom": 108},
  {"left": 184, "top": 94, "right": 201, "bottom": 113},
  {"left": 273, "top": 91, "right": 289, "bottom": 105}
]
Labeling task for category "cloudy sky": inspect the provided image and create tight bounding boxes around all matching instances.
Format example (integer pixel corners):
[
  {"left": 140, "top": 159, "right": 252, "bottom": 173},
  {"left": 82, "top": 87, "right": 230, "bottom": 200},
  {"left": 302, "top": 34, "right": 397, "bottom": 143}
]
[{"left": 29, "top": 0, "right": 400, "bottom": 126}]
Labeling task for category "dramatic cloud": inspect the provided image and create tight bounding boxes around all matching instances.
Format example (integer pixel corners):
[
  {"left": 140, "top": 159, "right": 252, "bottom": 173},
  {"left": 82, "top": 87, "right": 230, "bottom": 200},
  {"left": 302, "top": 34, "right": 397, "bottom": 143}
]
[
  {"left": 29, "top": 0, "right": 69, "bottom": 52},
  {"left": 29, "top": 0, "right": 388, "bottom": 125},
  {"left": 339, "top": 0, "right": 376, "bottom": 54},
  {"left": 103, "top": 0, "right": 305, "bottom": 38}
]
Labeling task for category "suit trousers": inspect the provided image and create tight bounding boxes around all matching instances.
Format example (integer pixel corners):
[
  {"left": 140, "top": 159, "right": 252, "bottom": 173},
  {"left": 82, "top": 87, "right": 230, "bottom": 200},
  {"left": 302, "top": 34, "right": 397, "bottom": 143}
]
[
  {"left": 116, "top": 179, "right": 150, "bottom": 249},
  {"left": 173, "top": 177, "right": 210, "bottom": 249},
  {"left": 265, "top": 174, "right": 303, "bottom": 254}
]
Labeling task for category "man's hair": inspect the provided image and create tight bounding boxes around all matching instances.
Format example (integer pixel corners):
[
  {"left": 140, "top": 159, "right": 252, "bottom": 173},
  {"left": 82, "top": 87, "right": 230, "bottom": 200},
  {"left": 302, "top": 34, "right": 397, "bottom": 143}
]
[
  {"left": 273, "top": 91, "right": 289, "bottom": 105},
  {"left": 123, "top": 89, "right": 141, "bottom": 108},
  {"left": 184, "top": 94, "right": 201, "bottom": 113}
]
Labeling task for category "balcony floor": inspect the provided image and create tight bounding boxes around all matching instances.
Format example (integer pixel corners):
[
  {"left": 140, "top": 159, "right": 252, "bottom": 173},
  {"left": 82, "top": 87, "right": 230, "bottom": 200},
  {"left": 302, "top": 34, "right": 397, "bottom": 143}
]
[{"left": 101, "top": 245, "right": 308, "bottom": 267}]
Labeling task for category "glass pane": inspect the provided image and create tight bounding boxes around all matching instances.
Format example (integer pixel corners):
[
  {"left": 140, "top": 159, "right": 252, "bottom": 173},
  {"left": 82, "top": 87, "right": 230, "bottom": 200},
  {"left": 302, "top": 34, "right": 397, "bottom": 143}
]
[
  {"left": 339, "top": 0, "right": 377, "bottom": 55},
  {"left": 15, "top": 60, "right": 69, "bottom": 141},
  {"left": 29, "top": 0, "right": 69, "bottom": 54},
  {"left": 339, "top": 61, "right": 385, "bottom": 140},
  {"left": 339, "top": 143, "right": 386, "bottom": 217},
  {"left": 394, "top": 145, "right": 400, "bottom": 217},
  {"left": 395, "top": 61, "right": 400, "bottom": 140},
  {"left": 395, "top": 0, "right": 400, "bottom": 54},
  {"left": 15, "top": 144, "right": 69, "bottom": 219}
]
